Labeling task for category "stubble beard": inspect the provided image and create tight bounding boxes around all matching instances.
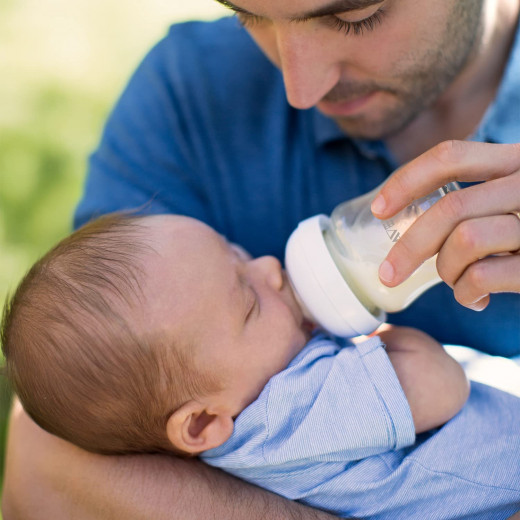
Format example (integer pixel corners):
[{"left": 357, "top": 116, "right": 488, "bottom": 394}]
[{"left": 326, "top": 0, "right": 485, "bottom": 140}]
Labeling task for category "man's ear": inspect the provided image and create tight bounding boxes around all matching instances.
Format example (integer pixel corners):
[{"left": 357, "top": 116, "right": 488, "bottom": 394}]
[{"left": 166, "top": 401, "right": 234, "bottom": 454}]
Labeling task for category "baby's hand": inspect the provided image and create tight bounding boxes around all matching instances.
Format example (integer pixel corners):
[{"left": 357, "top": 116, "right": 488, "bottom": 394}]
[
  {"left": 375, "top": 325, "right": 442, "bottom": 354},
  {"left": 376, "top": 325, "right": 470, "bottom": 433}
]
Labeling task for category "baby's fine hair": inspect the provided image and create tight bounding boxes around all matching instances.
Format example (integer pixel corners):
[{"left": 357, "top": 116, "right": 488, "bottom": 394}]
[{"left": 1, "top": 214, "right": 217, "bottom": 455}]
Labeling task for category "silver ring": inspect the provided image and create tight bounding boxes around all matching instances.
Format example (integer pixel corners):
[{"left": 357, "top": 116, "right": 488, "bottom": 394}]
[{"left": 510, "top": 212, "right": 520, "bottom": 254}]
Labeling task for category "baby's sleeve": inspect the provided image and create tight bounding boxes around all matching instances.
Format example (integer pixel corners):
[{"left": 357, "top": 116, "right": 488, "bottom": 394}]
[
  {"left": 260, "top": 335, "right": 415, "bottom": 466},
  {"left": 201, "top": 335, "right": 415, "bottom": 475}
]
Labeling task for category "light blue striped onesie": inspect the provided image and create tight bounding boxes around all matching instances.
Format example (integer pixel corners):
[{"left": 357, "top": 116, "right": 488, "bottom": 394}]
[{"left": 202, "top": 334, "right": 520, "bottom": 519}]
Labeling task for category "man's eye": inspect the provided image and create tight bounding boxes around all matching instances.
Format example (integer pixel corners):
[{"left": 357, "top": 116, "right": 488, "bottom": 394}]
[
  {"left": 236, "top": 12, "right": 266, "bottom": 28},
  {"left": 328, "top": 8, "right": 386, "bottom": 36}
]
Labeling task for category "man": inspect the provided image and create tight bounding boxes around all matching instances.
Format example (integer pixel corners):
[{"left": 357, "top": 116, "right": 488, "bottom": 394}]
[{"left": 3, "top": 0, "right": 520, "bottom": 518}]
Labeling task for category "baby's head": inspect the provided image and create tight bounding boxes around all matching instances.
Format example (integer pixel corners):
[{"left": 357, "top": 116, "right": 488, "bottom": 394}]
[{"left": 2, "top": 214, "right": 310, "bottom": 455}]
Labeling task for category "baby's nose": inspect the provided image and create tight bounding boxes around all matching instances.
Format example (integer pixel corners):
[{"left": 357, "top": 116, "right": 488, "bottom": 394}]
[{"left": 255, "top": 256, "right": 284, "bottom": 290}]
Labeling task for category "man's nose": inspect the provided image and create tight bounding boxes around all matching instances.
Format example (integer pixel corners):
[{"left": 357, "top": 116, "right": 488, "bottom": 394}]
[
  {"left": 275, "top": 21, "right": 341, "bottom": 109},
  {"left": 252, "top": 256, "right": 284, "bottom": 290}
]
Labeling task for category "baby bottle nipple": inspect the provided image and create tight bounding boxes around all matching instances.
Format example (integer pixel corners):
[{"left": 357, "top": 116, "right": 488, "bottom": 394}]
[{"left": 285, "top": 182, "right": 460, "bottom": 337}]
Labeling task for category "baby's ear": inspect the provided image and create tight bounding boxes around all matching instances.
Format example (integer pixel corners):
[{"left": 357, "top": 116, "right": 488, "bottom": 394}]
[{"left": 166, "top": 401, "right": 234, "bottom": 454}]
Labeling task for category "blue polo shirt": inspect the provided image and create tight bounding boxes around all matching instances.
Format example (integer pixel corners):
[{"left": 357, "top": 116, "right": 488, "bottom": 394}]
[{"left": 75, "top": 16, "right": 520, "bottom": 356}]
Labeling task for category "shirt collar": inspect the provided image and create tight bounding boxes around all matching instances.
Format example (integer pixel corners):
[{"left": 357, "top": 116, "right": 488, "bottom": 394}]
[{"left": 312, "top": 19, "right": 520, "bottom": 152}]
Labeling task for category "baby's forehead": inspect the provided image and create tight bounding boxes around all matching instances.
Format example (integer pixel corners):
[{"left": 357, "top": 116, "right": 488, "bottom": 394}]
[
  {"left": 142, "top": 214, "right": 231, "bottom": 275},
  {"left": 136, "top": 215, "right": 238, "bottom": 343},
  {"left": 144, "top": 214, "right": 219, "bottom": 241}
]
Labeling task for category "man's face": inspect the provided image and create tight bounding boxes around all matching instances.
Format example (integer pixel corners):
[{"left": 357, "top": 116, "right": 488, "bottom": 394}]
[
  {"left": 141, "top": 216, "right": 311, "bottom": 416},
  {"left": 219, "top": 0, "right": 484, "bottom": 139}
]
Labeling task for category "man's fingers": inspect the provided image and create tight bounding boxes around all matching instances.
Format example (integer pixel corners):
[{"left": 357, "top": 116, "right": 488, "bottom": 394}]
[
  {"left": 371, "top": 141, "right": 520, "bottom": 218},
  {"left": 436, "top": 214, "right": 520, "bottom": 287},
  {"left": 453, "top": 255, "right": 520, "bottom": 310},
  {"left": 379, "top": 174, "right": 520, "bottom": 285}
]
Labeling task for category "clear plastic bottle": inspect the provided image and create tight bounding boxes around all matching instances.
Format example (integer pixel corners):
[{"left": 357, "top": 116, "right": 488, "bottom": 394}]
[{"left": 285, "top": 182, "right": 459, "bottom": 337}]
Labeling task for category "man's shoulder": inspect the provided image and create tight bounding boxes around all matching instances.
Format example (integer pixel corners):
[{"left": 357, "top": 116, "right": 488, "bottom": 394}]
[
  {"left": 161, "top": 17, "right": 271, "bottom": 73},
  {"left": 149, "top": 17, "right": 284, "bottom": 110},
  {"left": 165, "top": 17, "right": 248, "bottom": 46}
]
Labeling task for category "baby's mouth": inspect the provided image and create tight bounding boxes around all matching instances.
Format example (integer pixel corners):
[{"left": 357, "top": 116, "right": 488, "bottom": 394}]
[
  {"left": 286, "top": 275, "right": 314, "bottom": 320},
  {"left": 302, "top": 318, "right": 317, "bottom": 337},
  {"left": 282, "top": 271, "right": 317, "bottom": 337}
]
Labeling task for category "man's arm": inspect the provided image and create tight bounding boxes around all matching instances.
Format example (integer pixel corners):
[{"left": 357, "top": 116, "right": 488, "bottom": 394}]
[{"left": 2, "top": 399, "right": 341, "bottom": 520}]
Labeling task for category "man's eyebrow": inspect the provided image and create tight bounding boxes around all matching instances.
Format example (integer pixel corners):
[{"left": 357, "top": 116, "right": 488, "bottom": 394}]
[{"left": 214, "top": 0, "right": 384, "bottom": 19}]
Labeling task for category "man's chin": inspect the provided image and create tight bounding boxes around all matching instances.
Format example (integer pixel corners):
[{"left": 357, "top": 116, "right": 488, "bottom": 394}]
[
  {"left": 331, "top": 115, "right": 392, "bottom": 141},
  {"left": 320, "top": 96, "right": 416, "bottom": 141},
  {"left": 331, "top": 110, "right": 420, "bottom": 141}
]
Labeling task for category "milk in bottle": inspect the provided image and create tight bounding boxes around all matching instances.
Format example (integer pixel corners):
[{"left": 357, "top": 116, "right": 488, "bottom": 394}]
[{"left": 285, "top": 182, "right": 459, "bottom": 337}]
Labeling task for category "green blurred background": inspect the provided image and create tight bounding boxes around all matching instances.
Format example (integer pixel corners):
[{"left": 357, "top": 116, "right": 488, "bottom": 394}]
[{"left": 0, "top": 0, "right": 228, "bottom": 507}]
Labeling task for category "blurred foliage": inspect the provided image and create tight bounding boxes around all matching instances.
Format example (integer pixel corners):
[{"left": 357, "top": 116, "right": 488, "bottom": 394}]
[
  {"left": 0, "top": 85, "right": 98, "bottom": 252},
  {"left": 0, "top": 59, "right": 96, "bottom": 504},
  {"left": 0, "top": 0, "right": 227, "bottom": 507}
]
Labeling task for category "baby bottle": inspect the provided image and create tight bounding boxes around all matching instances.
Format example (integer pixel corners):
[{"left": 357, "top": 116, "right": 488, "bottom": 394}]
[{"left": 285, "top": 182, "right": 460, "bottom": 337}]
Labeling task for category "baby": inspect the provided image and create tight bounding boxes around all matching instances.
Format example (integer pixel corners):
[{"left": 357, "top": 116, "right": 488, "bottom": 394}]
[{"left": 2, "top": 214, "right": 520, "bottom": 519}]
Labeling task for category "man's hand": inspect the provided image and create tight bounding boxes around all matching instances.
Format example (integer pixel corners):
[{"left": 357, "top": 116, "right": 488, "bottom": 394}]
[{"left": 371, "top": 140, "right": 520, "bottom": 311}]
